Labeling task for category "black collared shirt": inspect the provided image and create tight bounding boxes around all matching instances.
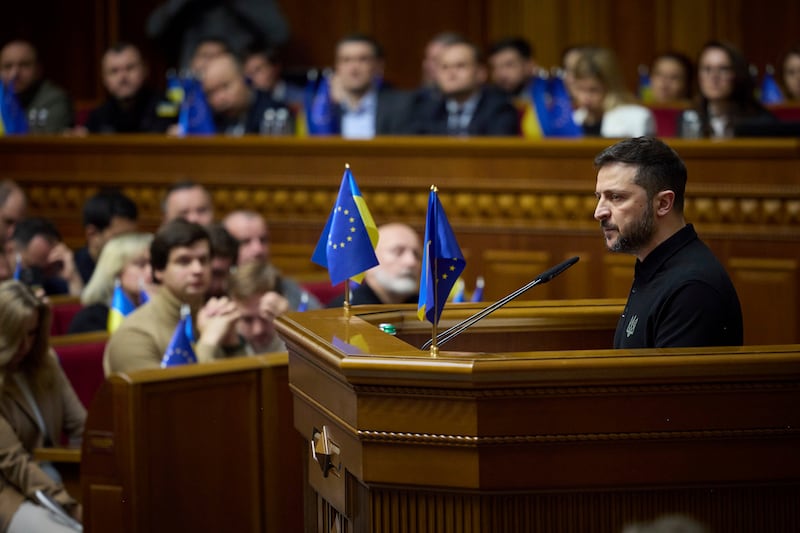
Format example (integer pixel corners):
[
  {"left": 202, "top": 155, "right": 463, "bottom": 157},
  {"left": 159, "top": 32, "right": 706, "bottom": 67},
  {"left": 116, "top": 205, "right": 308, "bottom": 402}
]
[{"left": 614, "top": 224, "right": 743, "bottom": 349}]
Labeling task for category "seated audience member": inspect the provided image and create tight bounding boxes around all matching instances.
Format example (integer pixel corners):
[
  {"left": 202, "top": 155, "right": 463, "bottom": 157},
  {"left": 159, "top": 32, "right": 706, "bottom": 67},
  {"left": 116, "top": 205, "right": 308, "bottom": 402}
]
[
  {"left": 68, "top": 233, "right": 153, "bottom": 334},
  {"left": 103, "top": 220, "right": 244, "bottom": 375},
  {"left": 223, "top": 210, "right": 321, "bottom": 311},
  {"left": 0, "top": 249, "right": 11, "bottom": 281},
  {"left": 593, "top": 136, "right": 742, "bottom": 348},
  {"left": 419, "top": 32, "right": 464, "bottom": 93},
  {"left": 0, "top": 40, "right": 73, "bottom": 133},
  {"left": 408, "top": 38, "right": 520, "bottom": 136},
  {"left": 680, "top": 40, "right": 775, "bottom": 138},
  {"left": 488, "top": 37, "right": 538, "bottom": 100},
  {"left": 228, "top": 261, "right": 289, "bottom": 354},
  {"left": 561, "top": 43, "right": 596, "bottom": 101},
  {"left": 0, "top": 180, "right": 27, "bottom": 249},
  {"left": 206, "top": 222, "right": 238, "bottom": 299},
  {"left": 201, "top": 53, "right": 289, "bottom": 135},
  {"left": 188, "top": 37, "right": 230, "bottom": 76},
  {"left": 162, "top": 180, "right": 215, "bottom": 226},
  {"left": 571, "top": 47, "right": 655, "bottom": 137},
  {"left": 11, "top": 218, "right": 83, "bottom": 296},
  {"left": 82, "top": 43, "right": 171, "bottom": 133},
  {"left": 243, "top": 46, "right": 304, "bottom": 107},
  {"left": 649, "top": 52, "right": 693, "bottom": 105},
  {"left": 328, "top": 223, "right": 422, "bottom": 307},
  {"left": 74, "top": 190, "right": 139, "bottom": 284},
  {"left": 783, "top": 45, "right": 800, "bottom": 101},
  {"left": 0, "top": 280, "right": 86, "bottom": 531},
  {"left": 329, "top": 34, "right": 412, "bottom": 138}
]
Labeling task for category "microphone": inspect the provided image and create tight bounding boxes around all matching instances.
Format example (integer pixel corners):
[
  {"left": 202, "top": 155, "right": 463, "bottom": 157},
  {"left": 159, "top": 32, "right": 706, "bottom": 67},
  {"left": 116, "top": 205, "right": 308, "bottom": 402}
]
[{"left": 420, "top": 256, "right": 579, "bottom": 351}]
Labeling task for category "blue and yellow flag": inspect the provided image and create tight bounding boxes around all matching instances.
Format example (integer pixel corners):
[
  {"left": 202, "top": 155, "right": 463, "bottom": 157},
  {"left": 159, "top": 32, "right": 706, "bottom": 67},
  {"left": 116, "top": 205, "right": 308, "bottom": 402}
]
[
  {"left": 638, "top": 65, "right": 653, "bottom": 103},
  {"left": 0, "top": 81, "right": 29, "bottom": 136},
  {"left": 177, "top": 77, "right": 215, "bottom": 136},
  {"left": 546, "top": 74, "right": 582, "bottom": 137},
  {"left": 161, "top": 304, "right": 197, "bottom": 367},
  {"left": 107, "top": 280, "right": 136, "bottom": 333},
  {"left": 311, "top": 166, "right": 379, "bottom": 285},
  {"left": 470, "top": 276, "right": 485, "bottom": 302},
  {"left": 307, "top": 72, "right": 340, "bottom": 135},
  {"left": 417, "top": 187, "right": 466, "bottom": 325}
]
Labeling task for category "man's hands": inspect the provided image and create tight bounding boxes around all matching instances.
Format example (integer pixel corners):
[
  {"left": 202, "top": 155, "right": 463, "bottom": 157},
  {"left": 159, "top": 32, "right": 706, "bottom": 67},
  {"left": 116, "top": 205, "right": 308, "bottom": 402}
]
[{"left": 197, "top": 296, "right": 241, "bottom": 347}]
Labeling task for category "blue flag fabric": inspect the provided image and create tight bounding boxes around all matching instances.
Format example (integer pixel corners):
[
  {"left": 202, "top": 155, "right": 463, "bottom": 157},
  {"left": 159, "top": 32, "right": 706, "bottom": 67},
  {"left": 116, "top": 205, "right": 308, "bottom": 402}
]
[
  {"left": 306, "top": 73, "right": 340, "bottom": 135},
  {"left": 546, "top": 75, "right": 582, "bottom": 137},
  {"left": 529, "top": 74, "right": 552, "bottom": 135},
  {"left": 417, "top": 188, "right": 466, "bottom": 325},
  {"left": 107, "top": 282, "right": 136, "bottom": 332},
  {"left": 760, "top": 68, "right": 784, "bottom": 105},
  {"left": 12, "top": 254, "right": 21, "bottom": 281},
  {"left": 161, "top": 305, "right": 197, "bottom": 367},
  {"left": 177, "top": 77, "right": 216, "bottom": 136},
  {"left": 311, "top": 168, "right": 379, "bottom": 285},
  {"left": 470, "top": 276, "right": 485, "bottom": 303},
  {"left": 0, "top": 81, "right": 30, "bottom": 135}
]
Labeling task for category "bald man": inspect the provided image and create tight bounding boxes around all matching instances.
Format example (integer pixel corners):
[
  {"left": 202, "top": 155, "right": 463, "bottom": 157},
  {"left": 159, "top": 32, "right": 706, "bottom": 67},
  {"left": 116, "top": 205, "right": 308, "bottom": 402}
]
[
  {"left": 201, "top": 53, "right": 289, "bottom": 135},
  {"left": 0, "top": 40, "right": 73, "bottom": 133},
  {"left": 328, "top": 223, "right": 422, "bottom": 307},
  {"left": 223, "top": 210, "right": 322, "bottom": 311}
]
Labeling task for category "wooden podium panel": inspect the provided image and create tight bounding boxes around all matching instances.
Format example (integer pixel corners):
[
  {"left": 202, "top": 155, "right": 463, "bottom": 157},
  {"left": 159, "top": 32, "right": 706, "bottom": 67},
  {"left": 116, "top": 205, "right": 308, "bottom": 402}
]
[
  {"left": 276, "top": 301, "right": 800, "bottom": 533},
  {"left": 80, "top": 354, "right": 303, "bottom": 533}
]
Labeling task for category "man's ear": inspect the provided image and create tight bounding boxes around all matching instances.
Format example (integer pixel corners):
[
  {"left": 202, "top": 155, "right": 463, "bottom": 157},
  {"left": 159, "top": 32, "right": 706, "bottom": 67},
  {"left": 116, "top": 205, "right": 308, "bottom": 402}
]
[
  {"left": 655, "top": 190, "right": 675, "bottom": 216},
  {"left": 153, "top": 269, "right": 163, "bottom": 284}
]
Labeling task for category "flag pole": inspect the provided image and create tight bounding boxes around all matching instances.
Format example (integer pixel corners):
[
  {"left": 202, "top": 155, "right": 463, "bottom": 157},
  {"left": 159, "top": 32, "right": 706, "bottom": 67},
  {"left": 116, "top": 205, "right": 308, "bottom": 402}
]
[
  {"left": 342, "top": 163, "right": 352, "bottom": 318},
  {"left": 429, "top": 185, "right": 439, "bottom": 357}
]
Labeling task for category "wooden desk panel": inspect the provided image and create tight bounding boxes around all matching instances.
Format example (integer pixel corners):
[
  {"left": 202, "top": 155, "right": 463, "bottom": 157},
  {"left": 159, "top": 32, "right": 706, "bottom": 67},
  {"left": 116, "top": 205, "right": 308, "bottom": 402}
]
[{"left": 3, "top": 136, "right": 799, "bottom": 343}]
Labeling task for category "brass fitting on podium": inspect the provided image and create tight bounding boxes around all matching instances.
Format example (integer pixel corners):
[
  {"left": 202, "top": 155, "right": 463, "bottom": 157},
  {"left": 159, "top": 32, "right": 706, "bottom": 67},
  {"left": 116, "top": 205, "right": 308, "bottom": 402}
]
[{"left": 311, "top": 425, "right": 341, "bottom": 478}]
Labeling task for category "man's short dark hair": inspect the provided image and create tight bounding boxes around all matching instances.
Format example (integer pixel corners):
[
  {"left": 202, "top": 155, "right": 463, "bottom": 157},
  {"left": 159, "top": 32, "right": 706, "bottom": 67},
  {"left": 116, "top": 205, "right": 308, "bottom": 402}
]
[
  {"left": 161, "top": 179, "right": 209, "bottom": 214},
  {"left": 243, "top": 44, "right": 282, "bottom": 67},
  {"left": 594, "top": 136, "right": 687, "bottom": 213},
  {"left": 488, "top": 37, "right": 534, "bottom": 60},
  {"left": 12, "top": 217, "right": 61, "bottom": 247},
  {"left": 207, "top": 222, "right": 239, "bottom": 263},
  {"left": 444, "top": 38, "right": 484, "bottom": 65},
  {"left": 336, "top": 33, "right": 384, "bottom": 60},
  {"left": 150, "top": 219, "right": 209, "bottom": 274},
  {"left": 82, "top": 189, "right": 138, "bottom": 230}
]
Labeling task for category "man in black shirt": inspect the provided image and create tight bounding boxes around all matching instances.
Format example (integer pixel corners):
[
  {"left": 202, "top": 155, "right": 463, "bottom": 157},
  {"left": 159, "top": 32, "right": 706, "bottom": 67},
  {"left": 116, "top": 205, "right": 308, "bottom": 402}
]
[{"left": 593, "top": 136, "right": 743, "bottom": 348}]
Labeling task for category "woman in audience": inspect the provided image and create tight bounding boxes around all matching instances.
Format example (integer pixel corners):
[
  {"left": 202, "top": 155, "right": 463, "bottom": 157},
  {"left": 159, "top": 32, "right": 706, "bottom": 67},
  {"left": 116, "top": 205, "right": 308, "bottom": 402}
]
[
  {"left": 0, "top": 280, "right": 85, "bottom": 531},
  {"left": 680, "top": 40, "right": 775, "bottom": 138},
  {"left": 650, "top": 51, "right": 693, "bottom": 104},
  {"left": 782, "top": 45, "right": 800, "bottom": 101},
  {"left": 570, "top": 47, "right": 655, "bottom": 137},
  {"left": 68, "top": 232, "right": 153, "bottom": 334}
]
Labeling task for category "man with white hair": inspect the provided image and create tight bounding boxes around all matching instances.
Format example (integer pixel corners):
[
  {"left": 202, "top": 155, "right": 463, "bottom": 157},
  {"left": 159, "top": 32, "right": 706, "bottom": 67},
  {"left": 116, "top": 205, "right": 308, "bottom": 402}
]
[{"left": 328, "top": 223, "right": 422, "bottom": 307}]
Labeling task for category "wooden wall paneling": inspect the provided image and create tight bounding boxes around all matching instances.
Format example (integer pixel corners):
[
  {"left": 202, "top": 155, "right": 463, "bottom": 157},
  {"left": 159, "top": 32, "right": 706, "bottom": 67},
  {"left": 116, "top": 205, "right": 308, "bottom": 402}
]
[
  {"left": 727, "top": 257, "right": 798, "bottom": 346},
  {"left": 482, "top": 249, "right": 552, "bottom": 300}
]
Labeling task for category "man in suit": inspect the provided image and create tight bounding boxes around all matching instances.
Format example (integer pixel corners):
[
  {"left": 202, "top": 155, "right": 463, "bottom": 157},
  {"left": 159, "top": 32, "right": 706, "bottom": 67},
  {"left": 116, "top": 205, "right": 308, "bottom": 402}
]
[
  {"left": 330, "top": 33, "right": 412, "bottom": 138},
  {"left": 408, "top": 38, "right": 519, "bottom": 136}
]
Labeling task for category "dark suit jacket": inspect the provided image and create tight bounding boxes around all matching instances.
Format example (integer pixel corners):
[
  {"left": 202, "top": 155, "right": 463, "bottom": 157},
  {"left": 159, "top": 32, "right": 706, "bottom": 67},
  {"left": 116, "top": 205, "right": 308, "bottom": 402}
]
[
  {"left": 86, "top": 87, "right": 171, "bottom": 133},
  {"left": 374, "top": 89, "right": 415, "bottom": 134},
  {"left": 406, "top": 87, "right": 520, "bottom": 136},
  {"left": 214, "top": 89, "right": 292, "bottom": 134}
]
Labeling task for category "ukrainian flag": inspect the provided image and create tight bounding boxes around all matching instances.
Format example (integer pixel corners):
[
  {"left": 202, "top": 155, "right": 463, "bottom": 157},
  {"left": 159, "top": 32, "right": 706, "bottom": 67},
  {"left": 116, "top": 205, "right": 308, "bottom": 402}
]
[{"left": 107, "top": 281, "right": 135, "bottom": 333}]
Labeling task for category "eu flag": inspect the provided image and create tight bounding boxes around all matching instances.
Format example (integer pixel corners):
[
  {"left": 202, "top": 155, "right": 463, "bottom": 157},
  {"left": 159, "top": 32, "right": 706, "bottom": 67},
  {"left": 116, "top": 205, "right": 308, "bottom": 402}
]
[
  {"left": 546, "top": 74, "right": 582, "bottom": 137},
  {"left": 307, "top": 72, "right": 340, "bottom": 135},
  {"left": 417, "top": 187, "right": 466, "bottom": 325},
  {"left": 311, "top": 167, "right": 379, "bottom": 285},
  {"left": 0, "top": 81, "right": 29, "bottom": 135},
  {"left": 161, "top": 304, "right": 197, "bottom": 367},
  {"left": 177, "top": 76, "right": 216, "bottom": 136},
  {"left": 107, "top": 280, "right": 136, "bottom": 333},
  {"left": 760, "top": 66, "right": 784, "bottom": 105}
]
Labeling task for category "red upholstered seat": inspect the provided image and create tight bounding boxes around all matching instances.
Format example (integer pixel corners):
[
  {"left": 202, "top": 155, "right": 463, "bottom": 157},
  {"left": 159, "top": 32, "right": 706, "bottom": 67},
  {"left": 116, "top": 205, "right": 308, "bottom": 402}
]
[
  {"left": 649, "top": 106, "right": 685, "bottom": 138},
  {"left": 301, "top": 280, "right": 345, "bottom": 306},
  {"left": 769, "top": 105, "right": 800, "bottom": 122},
  {"left": 49, "top": 296, "right": 83, "bottom": 336},
  {"left": 51, "top": 332, "right": 108, "bottom": 409}
]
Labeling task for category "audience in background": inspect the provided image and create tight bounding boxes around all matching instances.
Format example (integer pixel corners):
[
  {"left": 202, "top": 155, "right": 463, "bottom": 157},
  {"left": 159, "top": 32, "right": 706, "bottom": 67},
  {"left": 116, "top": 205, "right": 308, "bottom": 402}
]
[
  {"left": 103, "top": 219, "right": 243, "bottom": 375},
  {"left": 419, "top": 32, "right": 463, "bottom": 93},
  {"left": 561, "top": 44, "right": 596, "bottom": 101},
  {"left": 74, "top": 190, "right": 139, "bottom": 284},
  {"left": 408, "top": 38, "right": 519, "bottom": 136},
  {"left": 162, "top": 180, "right": 215, "bottom": 226},
  {"left": 82, "top": 43, "right": 170, "bottom": 134},
  {"left": 0, "top": 40, "right": 73, "bottom": 133},
  {"left": 571, "top": 47, "right": 655, "bottom": 137},
  {"left": 328, "top": 223, "right": 422, "bottom": 307},
  {"left": 11, "top": 217, "right": 84, "bottom": 296},
  {"left": 488, "top": 37, "right": 538, "bottom": 100},
  {"left": 681, "top": 40, "right": 775, "bottom": 138},
  {"left": 69, "top": 232, "right": 154, "bottom": 334},
  {"left": 223, "top": 210, "right": 322, "bottom": 311},
  {"left": 782, "top": 45, "right": 800, "bottom": 101},
  {"left": 329, "top": 34, "right": 412, "bottom": 138},
  {"left": 206, "top": 222, "right": 239, "bottom": 299},
  {"left": 649, "top": 52, "right": 693, "bottom": 105},
  {"left": 243, "top": 46, "right": 304, "bottom": 107},
  {"left": 0, "top": 180, "right": 26, "bottom": 250},
  {"left": 0, "top": 280, "right": 85, "bottom": 531},
  {"left": 200, "top": 53, "right": 289, "bottom": 135},
  {"left": 228, "top": 260, "right": 289, "bottom": 354}
]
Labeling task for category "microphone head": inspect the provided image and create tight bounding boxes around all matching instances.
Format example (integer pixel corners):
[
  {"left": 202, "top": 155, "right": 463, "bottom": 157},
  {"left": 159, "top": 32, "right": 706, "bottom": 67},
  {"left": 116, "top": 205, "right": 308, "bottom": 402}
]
[{"left": 539, "top": 256, "right": 579, "bottom": 283}]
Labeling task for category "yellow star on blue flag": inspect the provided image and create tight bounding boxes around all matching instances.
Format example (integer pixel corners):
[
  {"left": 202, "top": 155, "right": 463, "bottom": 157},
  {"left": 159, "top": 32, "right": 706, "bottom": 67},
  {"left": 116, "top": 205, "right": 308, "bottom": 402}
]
[
  {"left": 311, "top": 166, "right": 379, "bottom": 285},
  {"left": 418, "top": 187, "right": 466, "bottom": 325}
]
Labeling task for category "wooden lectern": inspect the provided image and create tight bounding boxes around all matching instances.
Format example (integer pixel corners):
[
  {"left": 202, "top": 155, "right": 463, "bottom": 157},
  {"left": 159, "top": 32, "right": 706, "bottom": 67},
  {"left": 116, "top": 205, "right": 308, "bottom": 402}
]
[
  {"left": 80, "top": 354, "right": 304, "bottom": 533},
  {"left": 277, "top": 299, "right": 800, "bottom": 533}
]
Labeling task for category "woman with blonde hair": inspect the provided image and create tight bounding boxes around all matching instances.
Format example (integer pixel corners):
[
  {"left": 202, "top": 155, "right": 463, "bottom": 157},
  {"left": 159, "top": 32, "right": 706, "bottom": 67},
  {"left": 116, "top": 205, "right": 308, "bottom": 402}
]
[
  {"left": 68, "top": 232, "right": 153, "bottom": 334},
  {"left": 571, "top": 47, "right": 655, "bottom": 137},
  {"left": 0, "top": 280, "right": 85, "bottom": 532}
]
